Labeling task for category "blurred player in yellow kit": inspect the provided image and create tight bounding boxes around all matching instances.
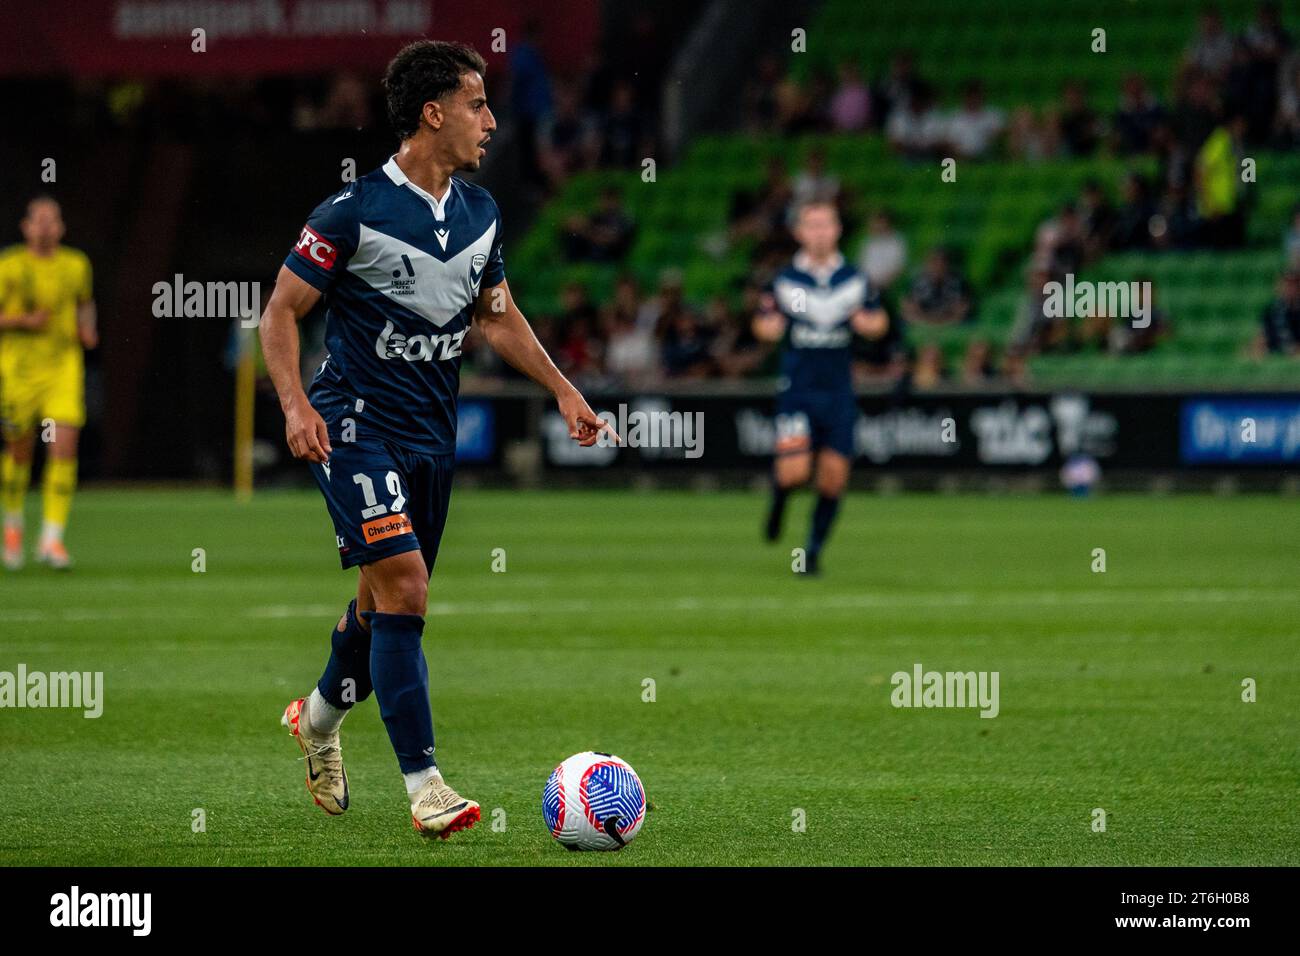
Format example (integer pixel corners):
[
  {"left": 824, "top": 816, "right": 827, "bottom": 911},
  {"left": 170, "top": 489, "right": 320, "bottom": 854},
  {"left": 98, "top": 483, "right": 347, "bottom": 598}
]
[{"left": 0, "top": 196, "right": 98, "bottom": 570}]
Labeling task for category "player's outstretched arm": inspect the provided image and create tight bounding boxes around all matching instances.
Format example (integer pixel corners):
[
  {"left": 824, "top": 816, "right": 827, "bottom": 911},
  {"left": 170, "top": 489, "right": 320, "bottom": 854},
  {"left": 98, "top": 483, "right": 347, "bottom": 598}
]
[
  {"left": 77, "top": 300, "right": 99, "bottom": 349},
  {"left": 258, "top": 266, "right": 332, "bottom": 464},
  {"left": 475, "top": 279, "right": 618, "bottom": 447}
]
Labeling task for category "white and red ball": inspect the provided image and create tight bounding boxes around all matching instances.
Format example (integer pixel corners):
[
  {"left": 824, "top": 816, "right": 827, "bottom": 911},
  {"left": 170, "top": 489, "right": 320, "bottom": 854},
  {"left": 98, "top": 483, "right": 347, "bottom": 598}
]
[{"left": 542, "top": 752, "right": 646, "bottom": 851}]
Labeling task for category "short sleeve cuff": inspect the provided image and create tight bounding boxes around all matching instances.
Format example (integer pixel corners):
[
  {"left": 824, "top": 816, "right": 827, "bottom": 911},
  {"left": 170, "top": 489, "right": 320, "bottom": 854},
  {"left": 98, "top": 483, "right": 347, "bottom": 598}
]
[{"left": 284, "top": 253, "right": 332, "bottom": 292}]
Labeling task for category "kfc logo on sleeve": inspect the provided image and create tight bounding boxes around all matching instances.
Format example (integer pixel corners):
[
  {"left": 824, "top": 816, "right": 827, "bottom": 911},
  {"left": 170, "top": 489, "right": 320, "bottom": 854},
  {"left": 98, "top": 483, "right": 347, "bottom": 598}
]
[{"left": 295, "top": 226, "right": 338, "bottom": 270}]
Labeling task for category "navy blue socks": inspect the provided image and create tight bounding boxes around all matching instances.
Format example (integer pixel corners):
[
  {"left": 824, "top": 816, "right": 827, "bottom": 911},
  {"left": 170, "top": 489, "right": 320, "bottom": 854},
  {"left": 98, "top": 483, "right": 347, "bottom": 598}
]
[
  {"left": 367, "top": 611, "right": 436, "bottom": 773},
  {"left": 316, "top": 599, "right": 374, "bottom": 709},
  {"left": 807, "top": 494, "right": 841, "bottom": 558},
  {"left": 766, "top": 483, "right": 791, "bottom": 541}
]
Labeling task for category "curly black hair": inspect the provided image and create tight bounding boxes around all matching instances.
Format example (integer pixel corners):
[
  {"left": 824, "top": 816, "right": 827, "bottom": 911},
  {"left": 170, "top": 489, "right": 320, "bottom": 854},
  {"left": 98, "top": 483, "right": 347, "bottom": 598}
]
[{"left": 383, "top": 40, "right": 487, "bottom": 141}]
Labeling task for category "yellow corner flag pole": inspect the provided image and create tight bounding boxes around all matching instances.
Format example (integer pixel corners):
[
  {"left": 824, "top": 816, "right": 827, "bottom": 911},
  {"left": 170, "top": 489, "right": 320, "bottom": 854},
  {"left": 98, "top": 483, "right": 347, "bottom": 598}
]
[{"left": 233, "top": 322, "right": 256, "bottom": 503}]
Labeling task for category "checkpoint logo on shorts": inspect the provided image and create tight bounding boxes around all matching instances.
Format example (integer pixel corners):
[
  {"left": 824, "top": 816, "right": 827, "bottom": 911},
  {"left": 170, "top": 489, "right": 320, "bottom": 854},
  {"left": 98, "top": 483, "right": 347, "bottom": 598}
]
[
  {"left": 294, "top": 226, "right": 338, "bottom": 270},
  {"left": 774, "top": 412, "right": 812, "bottom": 453},
  {"left": 361, "top": 512, "right": 413, "bottom": 543}
]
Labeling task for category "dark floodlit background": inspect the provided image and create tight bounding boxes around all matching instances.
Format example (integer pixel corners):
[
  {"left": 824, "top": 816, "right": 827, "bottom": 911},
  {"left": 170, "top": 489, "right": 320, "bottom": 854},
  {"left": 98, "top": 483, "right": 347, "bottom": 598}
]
[{"left": 2, "top": 0, "right": 1298, "bottom": 487}]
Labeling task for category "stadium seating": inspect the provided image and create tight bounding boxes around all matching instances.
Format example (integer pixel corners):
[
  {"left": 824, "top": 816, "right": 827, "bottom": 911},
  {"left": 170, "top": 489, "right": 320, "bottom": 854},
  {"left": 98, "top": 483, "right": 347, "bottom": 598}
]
[
  {"left": 1026, "top": 250, "right": 1297, "bottom": 388},
  {"left": 796, "top": 0, "right": 1266, "bottom": 106},
  {"left": 512, "top": 141, "right": 1299, "bottom": 388},
  {"left": 510, "top": 0, "right": 1299, "bottom": 388}
]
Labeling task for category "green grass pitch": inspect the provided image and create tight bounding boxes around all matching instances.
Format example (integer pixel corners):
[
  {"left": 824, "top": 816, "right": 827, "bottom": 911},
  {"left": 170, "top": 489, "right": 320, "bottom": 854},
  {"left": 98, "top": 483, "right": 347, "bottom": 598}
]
[{"left": 1, "top": 487, "right": 1296, "bottom": 866}]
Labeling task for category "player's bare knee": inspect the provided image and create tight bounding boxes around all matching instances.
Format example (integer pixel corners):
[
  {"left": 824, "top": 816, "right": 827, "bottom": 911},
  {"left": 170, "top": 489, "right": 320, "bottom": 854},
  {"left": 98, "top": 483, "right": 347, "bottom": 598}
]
[
  {"left": 399, "top": 577, "right": 428, "bottom": 615},
  {"left": 816, "top": 476, "right": 846, "bottom": 497},
  {"left": 776, "top": 456, "right": 811, "bottom": 489},
  {"left": 49, "top": 428, "right": 79, "bottom": 459},
  {"left": 815, "top": 468, "right": 847, "bottom": 497},
  {"left": 387, "top": 568, "right": 428, "bottom": 615},
  {"left": 6, "top": 434, "right": 36, "bottom": 464},
  {"left": 366, "top": 553, "right": 429, "bottom": 616},
  {"left": 376, "top": 573, "right": 425, "bottom": 615},
  {"left": 814, "top": 453, "right": 850, "bottom": 497}
]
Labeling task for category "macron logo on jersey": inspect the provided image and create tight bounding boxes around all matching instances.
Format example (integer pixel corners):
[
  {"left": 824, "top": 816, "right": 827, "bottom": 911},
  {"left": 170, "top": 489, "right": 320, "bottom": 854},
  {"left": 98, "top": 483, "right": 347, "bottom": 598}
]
[{"left": 295, "top": 226, "right": 338, "bottom": 270}]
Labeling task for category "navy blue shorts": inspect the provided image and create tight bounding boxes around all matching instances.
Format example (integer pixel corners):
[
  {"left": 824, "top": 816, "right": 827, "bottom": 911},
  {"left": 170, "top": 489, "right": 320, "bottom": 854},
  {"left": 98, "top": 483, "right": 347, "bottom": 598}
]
[
  {"left": 309, "top": 439, "right": 455, "bottom": 572},
  {"left": 775, "top": 390, "right": 857, "bottom": 458}
]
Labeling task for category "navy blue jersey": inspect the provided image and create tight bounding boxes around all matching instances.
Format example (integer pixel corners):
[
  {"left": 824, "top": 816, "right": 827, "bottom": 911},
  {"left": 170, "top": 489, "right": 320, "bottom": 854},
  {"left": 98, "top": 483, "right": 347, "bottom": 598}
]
[
  {"left": 284, "top": 157, "right": 505, "bottom": 455},
  {"left": 768, "top": 253, "right": 879, "bottom": 393}
]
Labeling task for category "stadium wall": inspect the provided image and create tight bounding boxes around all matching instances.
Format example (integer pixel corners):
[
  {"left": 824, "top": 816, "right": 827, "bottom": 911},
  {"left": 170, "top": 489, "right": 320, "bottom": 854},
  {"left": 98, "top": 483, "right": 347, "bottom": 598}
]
[{"left": 363, "top": 385, "right": 1300, "bottom": 492}]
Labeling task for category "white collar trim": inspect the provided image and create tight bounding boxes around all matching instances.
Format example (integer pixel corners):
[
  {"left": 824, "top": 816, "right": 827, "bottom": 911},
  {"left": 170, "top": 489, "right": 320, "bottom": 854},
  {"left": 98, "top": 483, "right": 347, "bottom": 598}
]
[
  {"left": 383, "top": 155, "right": 454, "bottom": 221},
  {"left": 794, "top": 250, "right": 845, "bottom": 283}
]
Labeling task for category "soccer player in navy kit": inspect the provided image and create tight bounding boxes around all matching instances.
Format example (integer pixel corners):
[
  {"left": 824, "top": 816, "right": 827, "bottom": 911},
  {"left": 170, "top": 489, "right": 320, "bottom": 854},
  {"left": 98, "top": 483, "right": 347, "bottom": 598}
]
[
  {"left": 753, "top": 200, "right": 888, "bottom": 576},
  {"left": 259, "top": 41, "right": 615, "bottom": 838}
]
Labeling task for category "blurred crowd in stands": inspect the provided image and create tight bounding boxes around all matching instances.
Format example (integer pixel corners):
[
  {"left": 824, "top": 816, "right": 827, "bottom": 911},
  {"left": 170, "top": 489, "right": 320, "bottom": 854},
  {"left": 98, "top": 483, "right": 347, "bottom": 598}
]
[
  {"left": 463, "top": 267, "right": 774, "bottom": 387},
  {"left": 488, "top": 1, "right": 1300, "bottom": 390},
  {"left": 32, "top": 2, "right": 1292, "bottom": 387},
  {"left": 743, "top": 5, "right": 1300, "bottom": 157},
  {"left": 507, "top": 17, "right": 666, "bottom": 199}
]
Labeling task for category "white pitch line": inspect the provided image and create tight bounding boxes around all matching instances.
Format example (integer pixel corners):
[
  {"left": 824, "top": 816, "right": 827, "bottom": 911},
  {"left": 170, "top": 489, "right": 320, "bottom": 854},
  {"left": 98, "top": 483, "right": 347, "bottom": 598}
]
[{"left": 0, "top": 588, "right": 1295, "bottom": 625}]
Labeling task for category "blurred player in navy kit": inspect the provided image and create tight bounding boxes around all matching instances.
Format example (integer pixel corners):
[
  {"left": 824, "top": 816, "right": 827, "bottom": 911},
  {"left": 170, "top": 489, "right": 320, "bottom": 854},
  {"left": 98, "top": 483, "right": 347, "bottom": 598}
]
[
  {"left": 258, "top": 41, "right": 615, "bottom": 839},
  {"left": 753, "top": 200, "right": 887, "bottom": 576}
]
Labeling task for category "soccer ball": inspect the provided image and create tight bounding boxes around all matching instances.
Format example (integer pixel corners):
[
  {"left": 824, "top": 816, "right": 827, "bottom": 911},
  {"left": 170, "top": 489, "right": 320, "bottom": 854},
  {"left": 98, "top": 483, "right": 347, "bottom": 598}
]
[{"left": 542, "top": 751, "right": 646, "bottom": 851}]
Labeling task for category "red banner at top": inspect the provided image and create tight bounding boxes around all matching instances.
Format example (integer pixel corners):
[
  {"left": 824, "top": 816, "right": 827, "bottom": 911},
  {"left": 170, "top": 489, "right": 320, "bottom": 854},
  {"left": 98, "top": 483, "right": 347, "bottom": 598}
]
[{"left": 0, "top": 0, "right": 599, "bottom": 76}]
